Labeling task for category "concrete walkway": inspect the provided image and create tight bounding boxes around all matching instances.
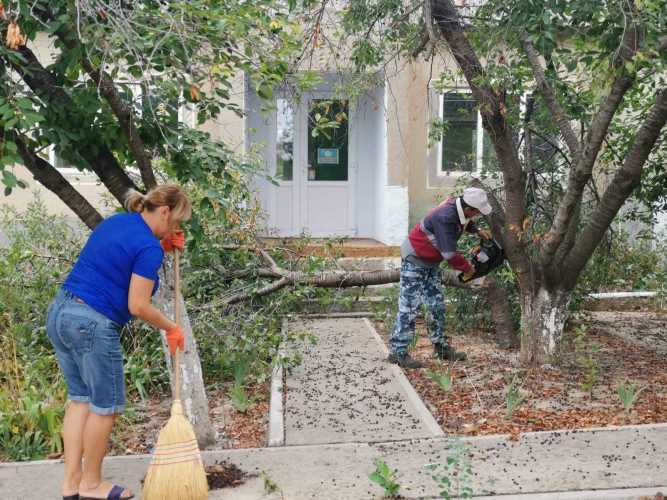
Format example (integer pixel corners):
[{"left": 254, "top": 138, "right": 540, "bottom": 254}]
[
  {"left": 2, "top": 317, "right": 666, "bottom": 498},
  {"left": 1, "top": 424, "right": 665, "bottom": 499},
  {"left": 282, "top": 317, "right": 443, "bottom": 446}
]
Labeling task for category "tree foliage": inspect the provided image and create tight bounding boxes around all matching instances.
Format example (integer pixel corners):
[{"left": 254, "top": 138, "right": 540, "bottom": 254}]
[{"left": 328, "top": 0, "right": 666, "bottom": 364}]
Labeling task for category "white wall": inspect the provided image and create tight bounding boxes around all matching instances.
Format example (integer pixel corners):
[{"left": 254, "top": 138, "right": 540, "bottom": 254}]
[{"left": 373, "top": 84, "right": 408, "bottom": 246}]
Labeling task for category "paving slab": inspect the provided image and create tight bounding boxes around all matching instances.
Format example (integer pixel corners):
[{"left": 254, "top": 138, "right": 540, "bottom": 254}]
[
  {"left": 2, "top": 424, "right": 665, "bottom": 499},
  {"left": 284, "top": 317, "right": 443, "bottom": 445}
]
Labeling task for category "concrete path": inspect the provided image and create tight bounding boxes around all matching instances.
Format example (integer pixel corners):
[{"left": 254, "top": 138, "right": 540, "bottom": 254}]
[
  {"left": 282, "top": 317, "right": 443, "bottom": 445},
  {"left": 1, "top": 424, "right": 665, "bottom": 499}
]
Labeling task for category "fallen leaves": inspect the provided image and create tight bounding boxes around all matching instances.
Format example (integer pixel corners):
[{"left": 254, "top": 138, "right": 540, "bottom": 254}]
[
  {"left": 206, "top": 460, "right": 254, "bottom": 490},
  {"left": 375, "top": 311, "right": 667, "bottom": 440}
]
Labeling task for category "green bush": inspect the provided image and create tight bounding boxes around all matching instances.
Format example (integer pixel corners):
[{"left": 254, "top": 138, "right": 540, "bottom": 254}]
[
  {"left": 0, "top": 201, "right": 83, "bottom": 460},
  {"left": 577, "top": 232, "right": 667, "bottom": 295},
  {"left": 0, "top": 201, "right": 168, "bottom": 461}
]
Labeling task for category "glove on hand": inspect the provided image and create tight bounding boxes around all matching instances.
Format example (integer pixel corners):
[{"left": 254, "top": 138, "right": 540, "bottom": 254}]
[
  {"left": 161, "top": 231, "right": 185, "bottom": 253},
  {"left": 165, "top": 325, "right": 185, "bottom": 354}
]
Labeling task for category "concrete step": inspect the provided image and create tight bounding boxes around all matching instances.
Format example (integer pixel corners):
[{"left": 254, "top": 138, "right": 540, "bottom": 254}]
[{"left": 2, "top": 424, "right": 665, "bottom": 499}]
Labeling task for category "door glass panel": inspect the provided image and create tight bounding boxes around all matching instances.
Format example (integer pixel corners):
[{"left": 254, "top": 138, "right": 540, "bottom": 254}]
[
  {"left": 307, "top": 99, "right": 348, "bottom": 181},
  {"left": 276, "top": 98, "right": 294, "bottom": 181}
]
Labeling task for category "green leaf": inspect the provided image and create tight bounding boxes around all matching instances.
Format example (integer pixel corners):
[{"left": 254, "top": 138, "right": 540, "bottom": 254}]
[{"left": 3, "top": 170, "right": 18, "bottom": 189}]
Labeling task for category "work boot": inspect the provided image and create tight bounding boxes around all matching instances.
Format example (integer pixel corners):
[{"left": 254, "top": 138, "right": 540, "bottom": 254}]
[
  {"left": 433, "top": 343, "right": 467, "bottom": 361},
  {"left": 387, "top": 352, "right": 424, "bottom": 369}
]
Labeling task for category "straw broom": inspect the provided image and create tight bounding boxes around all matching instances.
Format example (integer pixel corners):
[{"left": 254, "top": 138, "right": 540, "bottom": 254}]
[{"left": 143, "top": 250, "right": 209, "bottom": 500}]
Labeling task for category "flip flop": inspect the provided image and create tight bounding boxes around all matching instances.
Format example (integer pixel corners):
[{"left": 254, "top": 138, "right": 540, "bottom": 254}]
[
  {"left": 63, "top": 495, "right": 79, "bottom": 500},
  {"left": 80, "top": 485, "right": 134, "bottom": 500}
]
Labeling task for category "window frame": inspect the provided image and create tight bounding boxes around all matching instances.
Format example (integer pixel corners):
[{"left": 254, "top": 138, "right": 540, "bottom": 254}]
[
  {"left": 436, "top": 90, "right": 486, "bottom": 177},
  {"left": 47, "top": 81, "right": 194, "bottom": 176}
]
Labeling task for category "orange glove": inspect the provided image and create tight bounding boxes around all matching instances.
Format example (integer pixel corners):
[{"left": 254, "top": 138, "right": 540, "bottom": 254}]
[
  {"left": 161, "top": 231, "right": 185, "bottom": 253},
  {"left": 165, "top": 325, "right": 185, "bottom": 354}
]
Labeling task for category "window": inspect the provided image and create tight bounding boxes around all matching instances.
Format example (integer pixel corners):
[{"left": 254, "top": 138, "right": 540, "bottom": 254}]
[
  {"left": 307, "top": 99, "right": 348, "bottom": 181},
  {"left": 275, "top": 98, "right": 294, "bottom": 181},
  {"left": 523, "top": 94, "right": 558, "bottom": 164},
  {"left": 439, "top": 92, "right": 496, "bottom": 174}
]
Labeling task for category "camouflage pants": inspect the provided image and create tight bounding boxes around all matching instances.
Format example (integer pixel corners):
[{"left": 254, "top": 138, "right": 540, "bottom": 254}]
[{"left": 390, "top": 258, "right": 446, "bottom": 355}]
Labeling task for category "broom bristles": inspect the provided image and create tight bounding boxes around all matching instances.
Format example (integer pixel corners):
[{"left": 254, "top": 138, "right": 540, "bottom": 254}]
[{"left": 143, "top": 401, "right": 208, "bottom": 500}]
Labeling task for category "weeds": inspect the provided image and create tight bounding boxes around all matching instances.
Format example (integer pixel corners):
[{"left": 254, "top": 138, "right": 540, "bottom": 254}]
[
  {"left": 504, "top": 376, "right": 526, "bottom": 419},
  {"left": 425, "top": 437, "right": 473, "bottom": 499},
  {"left": 369, "top": 459, "right": 401, "bottom": 498},
  {"left": 261, "top": 471, "right": 281, "bottom": 495},
  {"left": 427, "top": 366, "right": 454, "bottom": 392},
  {"left": 617, "top": 381, "right": 647, "bottom": 414},
  {"left": 229, "top": 383, "right": 254, "bottom": 413},
  {"left": 573, "top": 326, "right": 600, "bottom": 397}
]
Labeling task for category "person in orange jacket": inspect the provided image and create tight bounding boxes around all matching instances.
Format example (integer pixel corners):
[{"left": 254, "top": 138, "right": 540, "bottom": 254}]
[{"left": 46, "top": 184, "right": 190, "bottom": 500}]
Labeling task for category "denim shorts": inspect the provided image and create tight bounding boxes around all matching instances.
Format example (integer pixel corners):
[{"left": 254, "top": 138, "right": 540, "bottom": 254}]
[{"left": 46, "top": 289, "right": 125, "bottom": 415}]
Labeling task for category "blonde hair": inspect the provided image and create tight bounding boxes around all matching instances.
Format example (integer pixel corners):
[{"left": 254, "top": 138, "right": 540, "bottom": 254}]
[{"left": 124, "top": 184, "right": 192, "bottom": 223}]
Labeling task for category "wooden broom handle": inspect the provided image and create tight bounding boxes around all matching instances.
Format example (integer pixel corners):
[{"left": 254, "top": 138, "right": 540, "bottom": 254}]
[{"left": 174, "top": 250, "right": 182, "bottom": 402}]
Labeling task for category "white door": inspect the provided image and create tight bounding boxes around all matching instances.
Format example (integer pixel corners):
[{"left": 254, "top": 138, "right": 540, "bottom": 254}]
[
  {"left": 271, "top": 94, "right": 355, "bottom": 237},
  {"left": 300, "top": 95, "right": 355, "bottom": 237}
]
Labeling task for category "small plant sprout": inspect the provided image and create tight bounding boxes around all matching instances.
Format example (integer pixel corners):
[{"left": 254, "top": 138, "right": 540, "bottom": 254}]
[
  {"left": 427, "top": 366, "right": 454, "bottom": 392},
  {"left": 505, "top": 376, "right": 526, "bottom": 419},
  {"left": 424, "top": 437, "right": 473, "bottom": 499},
  {"left": 260, "top": 471, "right": 281, "bottom": 495},
  {"left": 369, "top": 459, "right": 401, "bottom": 498},
  {"left": 573, "top": 325, "right": 600, "bottom": 398},
  {"left": 617, "top": 381, "right": 647, "bottom": 414},
  {"left": 229, "top": 382, "right": 253, "bottom": 413}
]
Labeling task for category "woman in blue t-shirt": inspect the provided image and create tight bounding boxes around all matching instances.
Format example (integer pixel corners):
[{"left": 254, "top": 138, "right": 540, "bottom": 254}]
[{"left": 47, "top": 184, "right": 191, "bottom": 500}]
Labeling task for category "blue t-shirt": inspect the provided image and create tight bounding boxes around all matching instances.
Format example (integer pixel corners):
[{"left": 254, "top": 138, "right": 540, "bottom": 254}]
[{"left": 64, "top": 212, "right": 164, "bottom": 326}]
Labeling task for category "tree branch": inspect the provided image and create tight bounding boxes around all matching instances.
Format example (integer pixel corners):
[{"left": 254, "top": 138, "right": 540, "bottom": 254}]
[
  {"left": 13, "top": 134, "right": 103, "bottom": 230},
  {"left": 429, "top": 0, "right": 531, "bottom": 285},
  {"left": 218, "top": 265, "right": 480, "bottom": 307},
  {"left": 8, "top": 45, "right": 138, "bottom": 205},
  {"left": 539, "top": 2, "right": 642, "bottom": 264},
  {"left": 520, "top": 33, "right": 580, "bottom": 157},
  {"left": 50, "top": 25, "right": 157, "bottom": 190},
  {"left": 563, "top": 87, "right": 667, "bottom": 287}
]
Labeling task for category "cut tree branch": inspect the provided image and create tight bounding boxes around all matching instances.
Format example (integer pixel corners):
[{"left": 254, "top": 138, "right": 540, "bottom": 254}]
[{"left": 220, "top": 266, "right": 475, "bottom": 307}]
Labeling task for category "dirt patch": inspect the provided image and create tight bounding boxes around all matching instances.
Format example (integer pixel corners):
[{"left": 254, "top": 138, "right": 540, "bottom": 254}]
[
  {"left": 585, "top": 310, "right": 667, "bottom": 354},
  {"left": 110, "top": 383, "right": 269, "bottom": 456},
  {"left": 206, "top": 460, "right": 256, "bottom": 490},
  {"left": 375, "top": 312, "right": 667, "bottom": 437},
  {"left": 584, "top": 297, "right": 665, "bottom": 313},
  {"left": 222, "top": 384, "right": 270, "bottom": 449}
]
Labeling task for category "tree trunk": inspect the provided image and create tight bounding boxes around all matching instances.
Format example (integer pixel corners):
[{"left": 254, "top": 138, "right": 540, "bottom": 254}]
[
  {"left": 519, "top": 286, "right": 569, "bottom": 366},
  {"left": 155, "top": 256, "right": 217, "bottom": 448},
  {"left": 484, "top": 276, "right": 517, "bottom": 348}
]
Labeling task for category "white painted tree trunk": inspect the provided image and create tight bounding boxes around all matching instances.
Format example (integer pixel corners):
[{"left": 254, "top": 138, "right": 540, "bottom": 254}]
[
  {"left": 155, "top": 256, "right": 217, "bottom": 448},
  {"left": 519, "top": 287, "right": 569, "bottom": 366}
]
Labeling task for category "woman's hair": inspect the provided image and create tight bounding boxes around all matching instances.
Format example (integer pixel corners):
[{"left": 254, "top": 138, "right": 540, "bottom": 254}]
[{"left": 124, "top": 184, "right": 192, "bottom": 223}]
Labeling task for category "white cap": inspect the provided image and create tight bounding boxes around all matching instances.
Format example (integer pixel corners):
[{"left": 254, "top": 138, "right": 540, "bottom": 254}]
[{"left": 462, "top": 187, "right": 492, "bottom": 215}]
